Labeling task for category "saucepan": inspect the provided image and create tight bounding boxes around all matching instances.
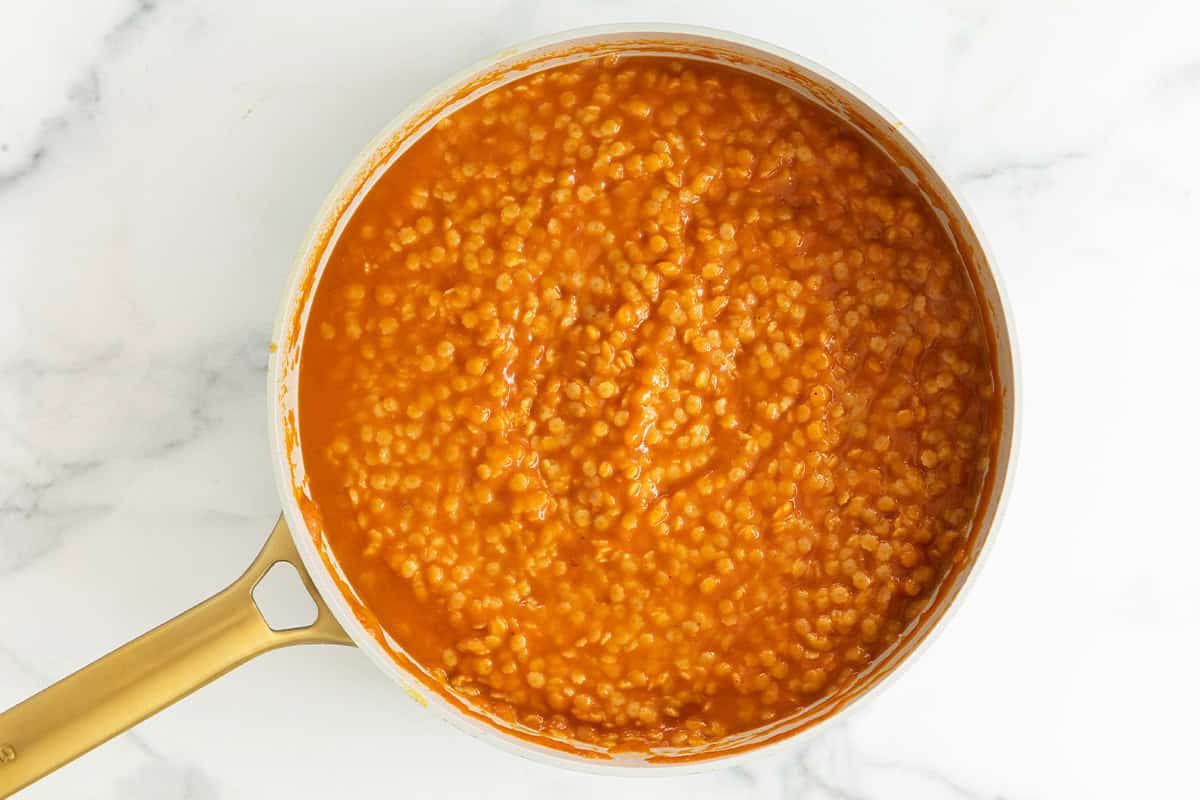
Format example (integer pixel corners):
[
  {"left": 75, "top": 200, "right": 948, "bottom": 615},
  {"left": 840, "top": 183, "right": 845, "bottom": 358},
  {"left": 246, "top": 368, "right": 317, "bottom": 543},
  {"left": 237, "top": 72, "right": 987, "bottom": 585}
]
[{"left": 0, "top": 23, "right": 1019, "bottom": 796}]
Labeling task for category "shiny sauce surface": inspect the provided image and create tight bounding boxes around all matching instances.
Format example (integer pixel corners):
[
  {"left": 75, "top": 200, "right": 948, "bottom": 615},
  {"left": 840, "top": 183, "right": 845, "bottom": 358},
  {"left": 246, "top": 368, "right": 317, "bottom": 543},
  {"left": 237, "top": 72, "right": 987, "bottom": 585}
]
[{"left": 299, "top": 56, "right": 997, "bottom": 752}]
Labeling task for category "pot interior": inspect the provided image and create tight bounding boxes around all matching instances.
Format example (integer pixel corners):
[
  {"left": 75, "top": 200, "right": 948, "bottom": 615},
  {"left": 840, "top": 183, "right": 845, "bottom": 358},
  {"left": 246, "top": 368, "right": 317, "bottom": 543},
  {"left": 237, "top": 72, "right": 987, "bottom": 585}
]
[{"left": 269, "top": 26, "right": 1016, "bottom": 771}]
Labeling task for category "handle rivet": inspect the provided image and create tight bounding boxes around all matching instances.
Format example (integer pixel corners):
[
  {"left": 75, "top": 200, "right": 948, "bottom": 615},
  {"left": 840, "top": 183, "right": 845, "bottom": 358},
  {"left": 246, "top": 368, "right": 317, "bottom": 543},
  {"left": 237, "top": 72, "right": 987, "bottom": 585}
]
[{"left": 0, "top": 744, "right": 15, "bottom": 763}]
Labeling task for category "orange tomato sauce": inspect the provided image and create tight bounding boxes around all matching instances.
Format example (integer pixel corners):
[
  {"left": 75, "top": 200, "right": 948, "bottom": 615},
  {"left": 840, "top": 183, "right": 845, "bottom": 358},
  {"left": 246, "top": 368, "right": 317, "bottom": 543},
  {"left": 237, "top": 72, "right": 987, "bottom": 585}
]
[{"left": 298, "top": 55, "right": 998, "bottom": 752}]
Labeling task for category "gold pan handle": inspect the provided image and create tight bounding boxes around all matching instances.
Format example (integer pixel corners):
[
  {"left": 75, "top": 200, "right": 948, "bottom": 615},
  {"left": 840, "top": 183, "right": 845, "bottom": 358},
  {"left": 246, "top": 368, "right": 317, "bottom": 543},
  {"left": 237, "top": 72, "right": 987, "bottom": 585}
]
[{"left": 0, "top": 515, "right": 352, "bottom": 798}]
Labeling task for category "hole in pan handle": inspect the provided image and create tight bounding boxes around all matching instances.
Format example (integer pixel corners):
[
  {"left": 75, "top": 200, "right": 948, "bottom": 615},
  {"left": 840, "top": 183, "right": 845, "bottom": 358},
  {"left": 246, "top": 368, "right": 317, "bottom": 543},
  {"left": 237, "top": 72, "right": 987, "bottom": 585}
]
[{"left": 0, "top": 515, "right": 352, "bottom": 798}]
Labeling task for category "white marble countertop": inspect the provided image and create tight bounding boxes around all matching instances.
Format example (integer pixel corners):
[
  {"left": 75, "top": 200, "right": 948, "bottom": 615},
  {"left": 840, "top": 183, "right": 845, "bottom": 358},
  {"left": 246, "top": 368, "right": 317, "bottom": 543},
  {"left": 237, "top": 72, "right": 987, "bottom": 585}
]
[{"left": 3, "top": 1, "right": 1199, "bottom": 797}]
